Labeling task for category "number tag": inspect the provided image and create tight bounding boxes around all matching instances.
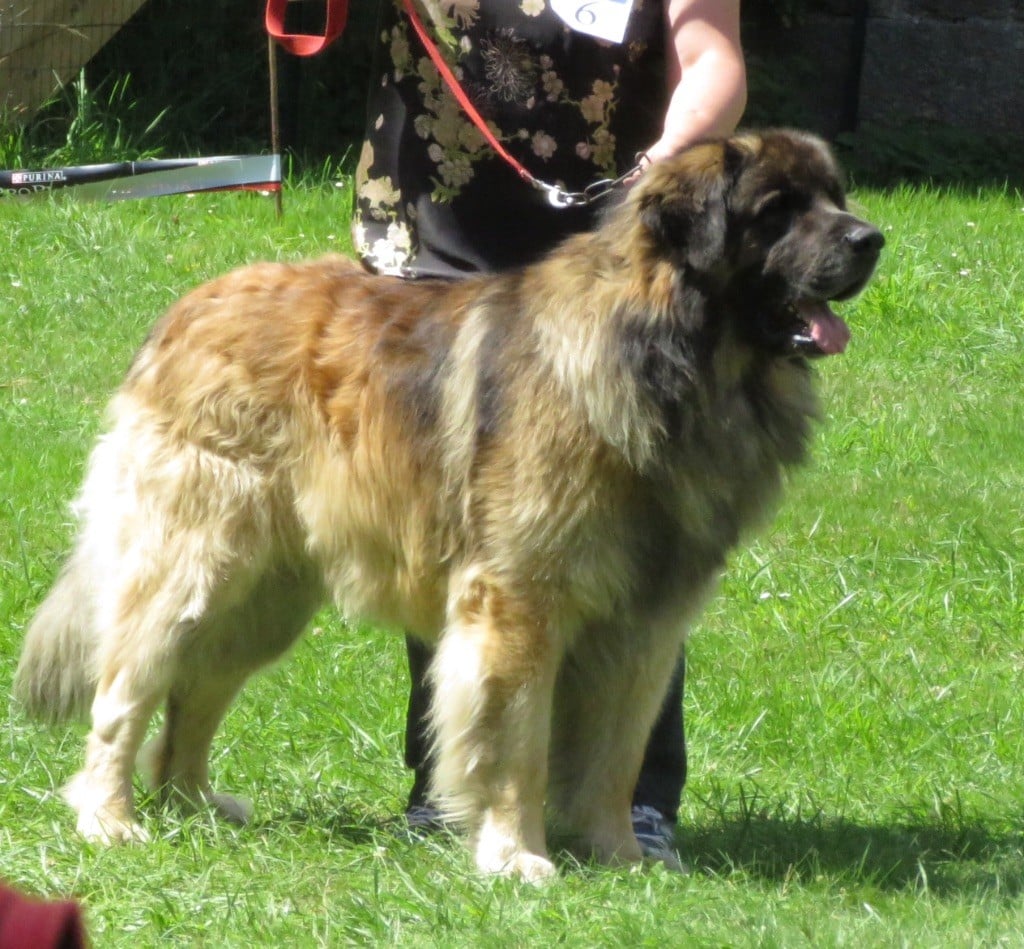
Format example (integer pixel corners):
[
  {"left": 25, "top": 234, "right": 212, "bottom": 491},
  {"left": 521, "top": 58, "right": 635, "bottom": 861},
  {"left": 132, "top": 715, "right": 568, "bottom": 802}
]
[{"left": 549, "top": 0, "right": 634, "bottom": 44}]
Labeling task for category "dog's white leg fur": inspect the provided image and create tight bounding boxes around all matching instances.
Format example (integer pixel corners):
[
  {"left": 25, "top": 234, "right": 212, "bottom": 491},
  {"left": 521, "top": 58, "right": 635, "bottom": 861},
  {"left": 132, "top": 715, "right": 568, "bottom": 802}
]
[
  {"left": 65, "top": 667, "right": 164, "bottom": 843},
  {"left": 428, "top": 574, "right": 560, "bottom": 882},
  {"left": 61, "top": 518, "right": 192, "bottom": 841},
  {"left": 64, "top": 555, "right": 211, "bottom": 843}
]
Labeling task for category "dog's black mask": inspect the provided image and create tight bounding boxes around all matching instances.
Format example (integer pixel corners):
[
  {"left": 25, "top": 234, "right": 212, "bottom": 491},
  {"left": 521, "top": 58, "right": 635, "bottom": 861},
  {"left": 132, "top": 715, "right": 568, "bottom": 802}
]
[{"left": 637, "top": 129, "right": 884, "bottom": 359}]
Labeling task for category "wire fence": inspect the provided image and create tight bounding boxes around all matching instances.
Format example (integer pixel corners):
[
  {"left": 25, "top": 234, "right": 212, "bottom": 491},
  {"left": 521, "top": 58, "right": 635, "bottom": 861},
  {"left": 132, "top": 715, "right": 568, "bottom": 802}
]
[
  {"left": 0, "top": 1, "right": 149, "bottom": 120},
  {"left": 0, "top": 0, "right": 375, "bottom": 160}
]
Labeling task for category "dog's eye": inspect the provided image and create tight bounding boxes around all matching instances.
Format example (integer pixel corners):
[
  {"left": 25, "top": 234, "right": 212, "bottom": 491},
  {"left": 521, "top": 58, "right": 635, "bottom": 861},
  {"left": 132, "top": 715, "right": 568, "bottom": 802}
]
[{"left": 754, "top": 189, "right": 806, "bottom": 221}]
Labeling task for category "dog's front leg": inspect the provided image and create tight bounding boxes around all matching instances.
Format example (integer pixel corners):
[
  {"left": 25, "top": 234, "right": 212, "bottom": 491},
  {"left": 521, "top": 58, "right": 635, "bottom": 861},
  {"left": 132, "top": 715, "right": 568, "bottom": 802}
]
[
  {"left": 548, "top": 616, "right": 690, "bottom": 871},
  {"left": 427, "top": 574, "right": 559, "bottom": 882}
]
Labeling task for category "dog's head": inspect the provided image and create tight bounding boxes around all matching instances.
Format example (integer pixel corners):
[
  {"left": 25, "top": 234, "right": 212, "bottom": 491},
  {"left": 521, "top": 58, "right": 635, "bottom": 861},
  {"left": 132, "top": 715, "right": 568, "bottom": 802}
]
[{"left": 630, "top": 129, "right": 883, "bottom": 358}]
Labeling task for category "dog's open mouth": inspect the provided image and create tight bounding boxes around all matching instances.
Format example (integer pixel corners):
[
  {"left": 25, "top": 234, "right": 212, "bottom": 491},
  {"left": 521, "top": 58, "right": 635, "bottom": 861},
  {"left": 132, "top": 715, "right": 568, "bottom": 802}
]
[{"left": 787, "top": 299, "right": 851, "bottom": 358}]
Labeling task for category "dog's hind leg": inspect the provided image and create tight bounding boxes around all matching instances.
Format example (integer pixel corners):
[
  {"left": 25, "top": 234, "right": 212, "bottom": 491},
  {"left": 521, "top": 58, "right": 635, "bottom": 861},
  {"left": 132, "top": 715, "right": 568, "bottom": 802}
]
[
  {"left": 66, "top": 551, "right": 272, "bottom": 842},
  {"left": 63, "top": 529, "right": 249, "bottom": 843},
  {"left": 63, "top": 580, "right": 185, "bottom": 845},
  {"left": 138, "top": 564, "right": 324, "bottom": 824},
  {"left": 547, "top": 620, "right": 686, "bottom": 870},
  {"left": 137, "top": 667, "right": 254, "bottom": 825},
  {"left": 428, "top": 572, "right": 561, "bottom": 882},
  {"left": 60, "top": 408, "right": 284, "bottom": 843}
]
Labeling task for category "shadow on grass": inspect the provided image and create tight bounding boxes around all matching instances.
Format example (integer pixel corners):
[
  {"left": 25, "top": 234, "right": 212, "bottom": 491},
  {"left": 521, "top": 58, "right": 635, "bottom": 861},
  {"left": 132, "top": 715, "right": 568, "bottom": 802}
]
[
  {"left": 248, "top": 795, "right": 1024, "bottom": 899},
  {"left": 251, "top": 800, "right": 416, "bottom": 850},
  {"left": 680, "top": 814, "right": 1024, "bottom": 897}
]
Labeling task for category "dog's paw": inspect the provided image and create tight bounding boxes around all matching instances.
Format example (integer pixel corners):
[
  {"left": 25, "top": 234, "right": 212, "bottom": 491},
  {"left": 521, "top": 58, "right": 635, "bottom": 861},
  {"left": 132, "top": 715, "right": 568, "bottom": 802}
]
[
  {"left": 508, "top": 852, "right": 558, "bottom": 883},
  {"left": 64, "top": 772, "right": 149, "bottom": 844},
  {"left": 75, "top": 806, "right": 150, "bottom": 844},
  {"left": 475, "top": 848, "right": 557, "bottom": 883},
  {"left": 472, "top": 809, "right": 557, "bottom": 882},
  {"left": 206, "top": 792, "right": 253, "bottom": 825}
]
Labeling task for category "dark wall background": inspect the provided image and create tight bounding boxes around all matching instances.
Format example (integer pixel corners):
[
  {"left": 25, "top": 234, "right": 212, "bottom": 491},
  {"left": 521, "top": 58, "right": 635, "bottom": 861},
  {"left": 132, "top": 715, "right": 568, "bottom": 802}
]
[{"left": 745, "top": 2, "right": 1024, "bottom": 138}]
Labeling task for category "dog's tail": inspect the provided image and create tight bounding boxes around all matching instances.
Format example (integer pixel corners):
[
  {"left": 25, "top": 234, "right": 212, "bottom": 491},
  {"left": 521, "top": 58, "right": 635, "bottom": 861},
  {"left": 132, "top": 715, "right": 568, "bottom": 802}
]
[{"left": 14, "top": 541, "right": 101, "bottom": 723}]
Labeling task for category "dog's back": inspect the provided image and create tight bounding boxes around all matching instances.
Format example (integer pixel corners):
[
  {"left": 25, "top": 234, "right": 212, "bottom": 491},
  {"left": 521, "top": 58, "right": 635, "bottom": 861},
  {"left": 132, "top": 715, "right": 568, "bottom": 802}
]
[{"left": 15, "top": 254, "right": 484, "bottom": 723}]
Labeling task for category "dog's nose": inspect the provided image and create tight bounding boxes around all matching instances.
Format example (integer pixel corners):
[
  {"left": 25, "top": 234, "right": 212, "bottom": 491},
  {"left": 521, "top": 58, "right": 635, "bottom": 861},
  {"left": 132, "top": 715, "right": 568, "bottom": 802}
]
[{"left": 844, "top": 224, "right": 885, "bottom": 255}]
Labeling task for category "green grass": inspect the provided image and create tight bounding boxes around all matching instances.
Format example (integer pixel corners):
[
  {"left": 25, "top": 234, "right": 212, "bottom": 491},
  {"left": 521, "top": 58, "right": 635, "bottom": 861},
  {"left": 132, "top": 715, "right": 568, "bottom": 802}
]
[{"left": 1, "top": 180, "right": 1023, "bottom": 946}]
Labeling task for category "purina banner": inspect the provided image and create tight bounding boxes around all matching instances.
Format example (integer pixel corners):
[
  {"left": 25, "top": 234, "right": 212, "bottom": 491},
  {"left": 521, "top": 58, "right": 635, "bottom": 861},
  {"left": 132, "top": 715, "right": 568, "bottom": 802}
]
[{"left": 0, "top": 155, "right": 281, "bottom": 200}]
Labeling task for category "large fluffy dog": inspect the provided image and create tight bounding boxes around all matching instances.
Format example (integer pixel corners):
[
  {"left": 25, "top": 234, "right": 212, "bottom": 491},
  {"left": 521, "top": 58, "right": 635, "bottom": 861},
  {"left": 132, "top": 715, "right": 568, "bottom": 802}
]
[{"left": 16, "top": 130, "right": 882, "bottom": 880}]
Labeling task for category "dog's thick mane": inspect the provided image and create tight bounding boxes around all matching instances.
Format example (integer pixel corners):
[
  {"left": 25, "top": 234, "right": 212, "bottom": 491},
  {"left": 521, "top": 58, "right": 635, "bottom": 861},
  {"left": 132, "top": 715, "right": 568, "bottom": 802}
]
[
  {"left": 400, "top": 142, "right": 824, "bottom": 629},
  {"left": 497, "top": 135, "right": 819, "bottom": 481}
]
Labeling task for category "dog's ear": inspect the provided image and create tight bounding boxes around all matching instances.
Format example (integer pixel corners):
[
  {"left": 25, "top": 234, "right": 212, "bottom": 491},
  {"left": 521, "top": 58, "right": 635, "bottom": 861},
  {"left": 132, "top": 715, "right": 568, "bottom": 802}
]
[{"left": 637, "top": 140, "right": 747, "bottom": 272}]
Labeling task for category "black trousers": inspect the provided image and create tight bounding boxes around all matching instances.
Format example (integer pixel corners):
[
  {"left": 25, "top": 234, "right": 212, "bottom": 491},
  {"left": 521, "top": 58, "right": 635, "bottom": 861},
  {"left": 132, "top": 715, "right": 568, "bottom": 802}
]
[{"left": 403, "top": 635, "right": 687, "bottom": 824}]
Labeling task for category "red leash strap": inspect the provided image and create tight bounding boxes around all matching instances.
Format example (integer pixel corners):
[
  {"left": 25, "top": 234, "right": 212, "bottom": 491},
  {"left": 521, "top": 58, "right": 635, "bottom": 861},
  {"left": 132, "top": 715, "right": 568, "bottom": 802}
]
[
  {"left": 400, "top": 0, "right": 636, "bottom": 207},
  {"left": 265, "top": 0, "right": 637, "bottom": 205},
  {"left": 266, "top": 0, "right": 349, "bottom": 56},
  {"left": 400, "top": 0, "right": 537, "bottom": 189}
]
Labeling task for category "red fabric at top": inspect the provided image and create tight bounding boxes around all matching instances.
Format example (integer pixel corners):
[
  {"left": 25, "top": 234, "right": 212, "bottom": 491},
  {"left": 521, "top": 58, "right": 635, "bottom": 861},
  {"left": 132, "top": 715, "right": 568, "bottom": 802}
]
[
  {"left": 0, "top": 884, "right": 87, "bottom": 949},
  {"left": 265, "top": 0, "right": 349, "bottom": 56}
]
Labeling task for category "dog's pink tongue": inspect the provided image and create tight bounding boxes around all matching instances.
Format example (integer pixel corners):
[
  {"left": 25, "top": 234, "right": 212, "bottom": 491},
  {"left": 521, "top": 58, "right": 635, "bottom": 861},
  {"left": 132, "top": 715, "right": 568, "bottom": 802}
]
[{"left": 799, "top": 300, "right": 850, "bottom": 355}]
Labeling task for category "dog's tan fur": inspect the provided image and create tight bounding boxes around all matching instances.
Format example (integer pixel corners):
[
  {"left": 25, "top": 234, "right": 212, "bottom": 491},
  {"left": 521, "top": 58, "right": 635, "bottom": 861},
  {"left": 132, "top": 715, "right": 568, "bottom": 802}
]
[{"left": 16, "top": 130, "right": 881, "bottom": 880}]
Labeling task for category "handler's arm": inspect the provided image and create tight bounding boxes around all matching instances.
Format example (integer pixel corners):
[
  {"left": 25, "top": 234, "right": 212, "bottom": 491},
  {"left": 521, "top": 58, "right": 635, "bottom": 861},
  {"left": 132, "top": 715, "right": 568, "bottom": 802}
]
[{"left": 643, "top": 0, "right": 747, "bottom": 165}]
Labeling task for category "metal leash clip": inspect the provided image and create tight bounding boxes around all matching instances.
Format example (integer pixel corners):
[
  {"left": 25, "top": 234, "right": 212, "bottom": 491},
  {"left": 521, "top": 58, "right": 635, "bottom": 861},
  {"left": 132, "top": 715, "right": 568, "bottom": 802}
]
[
  {"left": 537, "top": 181, "right": 592, "bottom": 208},
  {"left": 536, "top": 159, "right": 647, "bottom": 209}
]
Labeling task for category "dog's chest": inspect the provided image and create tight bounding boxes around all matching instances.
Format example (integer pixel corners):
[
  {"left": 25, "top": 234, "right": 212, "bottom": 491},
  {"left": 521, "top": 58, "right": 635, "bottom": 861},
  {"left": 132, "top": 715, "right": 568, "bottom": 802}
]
[{"left": 622, "top": 368, "right": 814, "bottom": 609}]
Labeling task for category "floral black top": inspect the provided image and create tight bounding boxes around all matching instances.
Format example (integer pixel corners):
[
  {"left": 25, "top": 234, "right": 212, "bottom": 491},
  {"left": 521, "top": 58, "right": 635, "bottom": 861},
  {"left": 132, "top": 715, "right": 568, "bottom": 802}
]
[{"left": 353, "top": 0, "right": 667, "bottom": 278}]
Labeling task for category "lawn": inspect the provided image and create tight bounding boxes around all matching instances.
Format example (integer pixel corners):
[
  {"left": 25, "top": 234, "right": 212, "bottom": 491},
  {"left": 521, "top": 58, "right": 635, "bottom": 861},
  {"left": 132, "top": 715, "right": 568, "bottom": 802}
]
[{"left": 1, "top": 177, "right": 1022, "bottom": 946}]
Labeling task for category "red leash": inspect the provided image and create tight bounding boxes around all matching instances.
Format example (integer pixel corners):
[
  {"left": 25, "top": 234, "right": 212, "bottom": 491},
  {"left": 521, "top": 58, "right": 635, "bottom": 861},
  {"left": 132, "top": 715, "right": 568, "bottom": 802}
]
[
  {"left": 266, "top": 0, "right": 637, "bottom": 206},
  {"left": 264, "top": 0, "right": 526, "bottom": 179},
  {"left": 401, "top": 0, "right": 638, "bottom": 206},
  {"left": 399, "top": 0, "right": 535, "bottom": 189}
]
